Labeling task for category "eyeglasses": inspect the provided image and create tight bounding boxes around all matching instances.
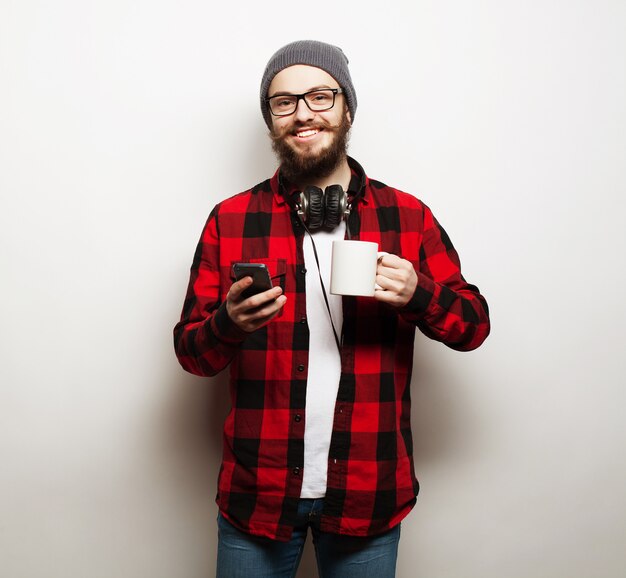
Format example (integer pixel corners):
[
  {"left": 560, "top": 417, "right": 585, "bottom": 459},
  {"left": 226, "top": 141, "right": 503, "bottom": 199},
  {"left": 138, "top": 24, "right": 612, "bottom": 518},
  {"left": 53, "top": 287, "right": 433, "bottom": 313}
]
[{"left": 266, "top": 88, "right": 344, "bottom": 117}]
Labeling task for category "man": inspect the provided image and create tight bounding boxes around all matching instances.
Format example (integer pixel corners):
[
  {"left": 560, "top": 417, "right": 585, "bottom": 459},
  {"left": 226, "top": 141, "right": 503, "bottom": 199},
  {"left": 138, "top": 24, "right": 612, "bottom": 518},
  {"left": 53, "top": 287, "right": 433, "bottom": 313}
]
[{"left": 174, "top": 40, "right": 490, "bottom": 577}]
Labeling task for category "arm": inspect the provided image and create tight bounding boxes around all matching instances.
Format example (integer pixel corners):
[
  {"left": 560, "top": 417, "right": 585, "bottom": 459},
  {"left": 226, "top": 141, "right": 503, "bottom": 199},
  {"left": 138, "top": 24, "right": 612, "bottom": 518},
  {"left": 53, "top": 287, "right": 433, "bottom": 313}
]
[
  {"left": 173, "top": 207, "right": 286, "bottom": 376},
  {"left": 374, "top": 204, "right": 490, "bottom": 352}
]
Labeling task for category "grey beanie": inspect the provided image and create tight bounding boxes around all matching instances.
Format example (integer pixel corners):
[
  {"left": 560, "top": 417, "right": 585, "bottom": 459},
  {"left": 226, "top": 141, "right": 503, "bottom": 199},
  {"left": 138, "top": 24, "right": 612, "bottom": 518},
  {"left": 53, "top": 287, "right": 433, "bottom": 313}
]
[{"left": 260, "top": 40, "right": 357, "bottom": 129}]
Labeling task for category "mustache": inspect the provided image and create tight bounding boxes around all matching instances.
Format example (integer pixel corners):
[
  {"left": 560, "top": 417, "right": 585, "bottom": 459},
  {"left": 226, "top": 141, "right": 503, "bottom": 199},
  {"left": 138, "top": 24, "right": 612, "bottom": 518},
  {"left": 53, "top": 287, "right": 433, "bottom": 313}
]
[{"left": 269, "top": 118, "right": 341, "bottom": 142}]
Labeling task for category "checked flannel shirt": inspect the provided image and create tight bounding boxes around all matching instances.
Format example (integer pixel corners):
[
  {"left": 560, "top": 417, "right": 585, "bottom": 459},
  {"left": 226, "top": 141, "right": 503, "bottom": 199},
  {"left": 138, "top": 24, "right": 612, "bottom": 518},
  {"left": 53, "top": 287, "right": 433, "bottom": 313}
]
[{"left": 174, "top": 157, "right": 490, "bottom": 541}]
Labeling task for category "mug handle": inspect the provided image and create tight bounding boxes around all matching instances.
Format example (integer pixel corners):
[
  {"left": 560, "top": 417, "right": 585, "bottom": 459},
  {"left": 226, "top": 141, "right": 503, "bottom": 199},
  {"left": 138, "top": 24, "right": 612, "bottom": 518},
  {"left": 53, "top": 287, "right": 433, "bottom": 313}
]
[{"left": 375, "top": 252, "right": 389, "bottom": 290}]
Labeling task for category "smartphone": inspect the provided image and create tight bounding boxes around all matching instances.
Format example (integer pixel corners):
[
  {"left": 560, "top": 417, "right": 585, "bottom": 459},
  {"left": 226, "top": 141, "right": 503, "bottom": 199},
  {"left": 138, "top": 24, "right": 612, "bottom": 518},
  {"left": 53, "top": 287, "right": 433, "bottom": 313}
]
[{"left": 232, "top": 263, "right": 274, "bottom": 300}]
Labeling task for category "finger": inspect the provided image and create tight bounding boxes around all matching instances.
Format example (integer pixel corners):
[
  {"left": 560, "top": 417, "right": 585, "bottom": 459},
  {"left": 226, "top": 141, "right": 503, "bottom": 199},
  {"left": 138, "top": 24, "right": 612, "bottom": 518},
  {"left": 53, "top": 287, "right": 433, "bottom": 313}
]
[
  {"left": 374, "top": 282, "right": 411, "bottom": 305},
  {"left": 228, "top": 277, "right": 253, "bottom": 301},
  {"left": 241, "top": 285, "right": 283, "bottom": 309},
  {"left": 377, "top": 253, "right": 402, "bottom": 268},
  {"left": 250, "top": 294, "right": 287, "bottom": 320},
  {"left": 377, "top": 261, "right": 413, "bottom": 283},
  {"left": 373, "top": 287, "right": 400, "bottom": 304},
  {"left": 376, "top": 266, "right": 408, "bottom": 286},
  {"left": 375, "top": 273, "right": 402, "bottom": 294},
  {"left": 228, "top": 286, "right": 282, "bottom": 327},
  {"left": 239, "top": 295, "right": 287, "bottom": 332},
  {"left": 378, "top": 257, "right": 410, "bottom": 273}
]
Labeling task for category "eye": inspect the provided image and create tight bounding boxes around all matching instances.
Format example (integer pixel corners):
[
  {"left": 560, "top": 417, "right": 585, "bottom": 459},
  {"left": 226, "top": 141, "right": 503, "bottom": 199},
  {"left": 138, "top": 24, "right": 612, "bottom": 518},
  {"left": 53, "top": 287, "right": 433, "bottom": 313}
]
[
  {"left": 310, "top": 91, "right": 331, "bottom": 103},
  {"left": 270, "top": 95, "right": 296, "bottom": 112}
]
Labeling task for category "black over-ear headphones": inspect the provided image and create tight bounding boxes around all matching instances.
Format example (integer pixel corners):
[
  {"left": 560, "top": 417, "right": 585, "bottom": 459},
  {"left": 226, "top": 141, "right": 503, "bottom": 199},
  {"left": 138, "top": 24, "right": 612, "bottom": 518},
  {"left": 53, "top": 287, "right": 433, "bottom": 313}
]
[
  {"left": 295, "top": 184, "right": 349, "bottom": 230},
  {"left": 280, "top": 156, "right": 367, "bottom": 234}
]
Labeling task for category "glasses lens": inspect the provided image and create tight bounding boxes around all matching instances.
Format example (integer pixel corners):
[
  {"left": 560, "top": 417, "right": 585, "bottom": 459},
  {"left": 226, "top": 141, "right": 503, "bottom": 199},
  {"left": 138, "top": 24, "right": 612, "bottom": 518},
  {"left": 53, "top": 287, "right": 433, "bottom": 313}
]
[
  {"left": 304, "top": 90, "right": 335, "bottom": 111},
  {"left": 269, "top": 95, "right": 297, "bottom": 116}
]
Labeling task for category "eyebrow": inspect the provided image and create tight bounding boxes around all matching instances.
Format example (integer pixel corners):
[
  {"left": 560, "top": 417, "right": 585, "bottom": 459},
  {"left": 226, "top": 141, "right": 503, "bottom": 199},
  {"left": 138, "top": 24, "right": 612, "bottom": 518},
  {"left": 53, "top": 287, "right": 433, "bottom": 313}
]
[{"left": 268, "top": 85, "right": 335, "bottom": 98}]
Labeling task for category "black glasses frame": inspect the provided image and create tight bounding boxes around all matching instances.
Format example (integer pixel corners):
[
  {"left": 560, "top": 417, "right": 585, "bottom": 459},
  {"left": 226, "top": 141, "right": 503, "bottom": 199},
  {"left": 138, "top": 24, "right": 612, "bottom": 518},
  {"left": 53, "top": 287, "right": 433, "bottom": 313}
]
[{"left": 266, "top": 88, "right": 344, "bottom": 117}]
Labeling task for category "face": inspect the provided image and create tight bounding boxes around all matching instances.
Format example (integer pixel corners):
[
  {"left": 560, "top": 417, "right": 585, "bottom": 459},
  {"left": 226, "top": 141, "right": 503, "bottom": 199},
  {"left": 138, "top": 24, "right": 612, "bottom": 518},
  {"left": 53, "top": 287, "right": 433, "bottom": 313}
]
[{"left": 267, "top": 65, "right": 351, "bottom": 182}]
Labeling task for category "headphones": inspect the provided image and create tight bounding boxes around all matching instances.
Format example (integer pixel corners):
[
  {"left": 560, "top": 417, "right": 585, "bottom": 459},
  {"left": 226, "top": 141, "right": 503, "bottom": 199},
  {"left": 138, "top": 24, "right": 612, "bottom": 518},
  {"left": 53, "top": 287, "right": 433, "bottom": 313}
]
[
  {"left": 295, "top": 184, "right": 350, "bottom": 230},
  {"left": 280, "top": 156, "right": 367, "bottom": 232}
]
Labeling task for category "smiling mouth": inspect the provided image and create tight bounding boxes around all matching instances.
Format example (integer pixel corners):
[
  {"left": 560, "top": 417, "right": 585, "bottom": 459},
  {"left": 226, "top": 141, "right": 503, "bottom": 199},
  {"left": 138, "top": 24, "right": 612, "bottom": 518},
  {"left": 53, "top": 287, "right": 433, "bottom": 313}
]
[{"left": 294, "top": 128, "right": 321, "bottom": 139}]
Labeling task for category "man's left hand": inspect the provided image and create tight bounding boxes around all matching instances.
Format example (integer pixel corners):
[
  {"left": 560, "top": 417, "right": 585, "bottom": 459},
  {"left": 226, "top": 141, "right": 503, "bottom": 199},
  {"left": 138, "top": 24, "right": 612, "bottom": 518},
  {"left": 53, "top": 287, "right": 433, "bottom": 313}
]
[{"left": 373, "top": 253, "right": 418, "bottom": 308}]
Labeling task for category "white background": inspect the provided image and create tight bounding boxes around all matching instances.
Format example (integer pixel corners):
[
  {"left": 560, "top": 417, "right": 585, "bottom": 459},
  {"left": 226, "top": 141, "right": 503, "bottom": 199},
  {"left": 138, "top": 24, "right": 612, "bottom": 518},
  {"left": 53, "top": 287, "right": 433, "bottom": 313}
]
[{"left": 1, "top": 1, "right": 625, "bottom": 577}]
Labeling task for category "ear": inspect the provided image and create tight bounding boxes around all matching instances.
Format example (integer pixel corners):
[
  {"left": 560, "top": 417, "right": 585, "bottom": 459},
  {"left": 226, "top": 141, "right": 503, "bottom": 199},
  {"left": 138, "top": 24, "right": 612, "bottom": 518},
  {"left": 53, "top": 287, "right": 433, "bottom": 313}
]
[{"left": 346, "top": 106, "right": 352, "bottom": 125}]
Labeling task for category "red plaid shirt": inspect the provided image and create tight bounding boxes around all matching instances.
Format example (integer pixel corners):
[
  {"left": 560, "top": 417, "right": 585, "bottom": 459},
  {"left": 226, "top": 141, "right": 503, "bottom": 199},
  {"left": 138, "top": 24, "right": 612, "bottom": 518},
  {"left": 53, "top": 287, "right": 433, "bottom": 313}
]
[{"left": 174, "top": 158, "right": 490, "bottom": 541}]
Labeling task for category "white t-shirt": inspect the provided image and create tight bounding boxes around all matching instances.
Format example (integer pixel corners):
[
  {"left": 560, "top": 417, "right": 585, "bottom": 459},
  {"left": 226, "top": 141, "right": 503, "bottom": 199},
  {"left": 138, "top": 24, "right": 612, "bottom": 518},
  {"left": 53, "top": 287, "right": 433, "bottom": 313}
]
[{"left": 300, "top": 223, "right": 345, "bottom": 498}]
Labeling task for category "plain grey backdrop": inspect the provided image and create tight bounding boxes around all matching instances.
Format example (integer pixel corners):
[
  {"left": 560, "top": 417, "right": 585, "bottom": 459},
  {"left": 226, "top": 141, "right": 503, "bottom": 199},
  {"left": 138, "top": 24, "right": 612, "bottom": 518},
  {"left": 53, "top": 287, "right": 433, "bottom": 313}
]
[{"left": 1, "top": 1, "right": 625, "bottom": 577}]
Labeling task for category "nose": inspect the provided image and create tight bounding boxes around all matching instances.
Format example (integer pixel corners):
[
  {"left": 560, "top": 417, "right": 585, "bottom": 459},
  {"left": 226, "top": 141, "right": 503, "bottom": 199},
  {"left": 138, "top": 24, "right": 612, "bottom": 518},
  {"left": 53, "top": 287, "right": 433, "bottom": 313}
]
[{"left": 293, "top": 96, "right": 314, "bottom": 122}]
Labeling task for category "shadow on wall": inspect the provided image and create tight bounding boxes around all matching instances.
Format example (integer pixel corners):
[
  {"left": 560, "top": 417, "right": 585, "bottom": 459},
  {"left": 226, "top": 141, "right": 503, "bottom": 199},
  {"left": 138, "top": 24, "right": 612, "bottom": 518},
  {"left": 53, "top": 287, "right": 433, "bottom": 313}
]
[
  {"left": 162, "top": 368, "right": 230, "bottom": 490},
  {"left": 412, "top": 336, "right": 470, "bottom": 467},
  {"left": 157, "top": 364, "right": 230, "bottom": 572}
]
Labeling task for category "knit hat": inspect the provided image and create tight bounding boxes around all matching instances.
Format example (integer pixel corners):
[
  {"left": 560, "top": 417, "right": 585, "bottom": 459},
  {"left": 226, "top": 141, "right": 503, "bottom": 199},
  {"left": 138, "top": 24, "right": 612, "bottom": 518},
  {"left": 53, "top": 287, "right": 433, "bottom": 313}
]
[{"left": 260, "top": 40, "right": 357, "bottom": 129}]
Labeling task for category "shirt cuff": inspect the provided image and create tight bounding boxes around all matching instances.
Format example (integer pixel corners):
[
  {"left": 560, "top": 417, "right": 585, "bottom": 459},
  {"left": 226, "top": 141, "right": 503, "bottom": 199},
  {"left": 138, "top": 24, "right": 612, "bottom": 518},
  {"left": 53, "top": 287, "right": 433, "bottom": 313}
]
[
  {"left": 208, "top": 302, "right": 250, "bottom": 345},
  {"left": 401, "top": 274, "right": 437, "bottom": 317}
]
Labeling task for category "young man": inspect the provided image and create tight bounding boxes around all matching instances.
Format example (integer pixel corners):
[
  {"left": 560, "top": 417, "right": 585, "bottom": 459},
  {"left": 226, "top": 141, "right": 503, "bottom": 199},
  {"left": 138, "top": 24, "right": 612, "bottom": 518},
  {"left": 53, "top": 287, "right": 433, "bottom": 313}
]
[{"left": 174, "top": 40, "right": 490, "bottom": 577}]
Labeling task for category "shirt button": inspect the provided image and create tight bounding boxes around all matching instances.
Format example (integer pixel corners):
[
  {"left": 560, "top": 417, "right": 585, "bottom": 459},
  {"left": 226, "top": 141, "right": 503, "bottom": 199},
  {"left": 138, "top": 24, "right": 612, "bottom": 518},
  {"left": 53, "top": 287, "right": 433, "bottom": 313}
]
[
  {"left": 293, "top": 467, "right": 300, "bottom": 476},
  {"left": 297, "top": 364, "right": 305, "bottom": 372},
  {"left": 300, "top": 316, "right": 307, "bottom": 324},
  {"left": 300, "top": 268, "right": 307, "bottom": 275},
  {"left": 294, "top": 414, "right": 302, "bottom": 422}
]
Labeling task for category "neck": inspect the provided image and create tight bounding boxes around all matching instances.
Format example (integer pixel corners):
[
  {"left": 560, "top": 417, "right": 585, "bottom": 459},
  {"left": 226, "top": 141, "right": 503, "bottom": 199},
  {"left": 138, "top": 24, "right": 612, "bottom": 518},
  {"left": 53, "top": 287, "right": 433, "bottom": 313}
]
[{"left": 294, "top": 156, "right": 352, "bottom": 192}]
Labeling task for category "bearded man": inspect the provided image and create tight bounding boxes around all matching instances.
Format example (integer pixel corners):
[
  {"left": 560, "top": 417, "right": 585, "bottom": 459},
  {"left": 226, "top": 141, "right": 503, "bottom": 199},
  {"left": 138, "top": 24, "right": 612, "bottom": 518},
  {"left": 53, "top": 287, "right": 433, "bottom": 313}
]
[{"left": 174, "top": 40, "right": 490, "bottom": 578}]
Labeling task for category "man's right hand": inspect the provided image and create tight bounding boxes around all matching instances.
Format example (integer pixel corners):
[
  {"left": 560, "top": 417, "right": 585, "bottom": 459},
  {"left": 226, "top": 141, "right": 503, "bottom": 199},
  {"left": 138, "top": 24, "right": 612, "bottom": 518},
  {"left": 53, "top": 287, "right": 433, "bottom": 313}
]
[{"left": 226, "top": 277, "right": 287, "bottom": 333}]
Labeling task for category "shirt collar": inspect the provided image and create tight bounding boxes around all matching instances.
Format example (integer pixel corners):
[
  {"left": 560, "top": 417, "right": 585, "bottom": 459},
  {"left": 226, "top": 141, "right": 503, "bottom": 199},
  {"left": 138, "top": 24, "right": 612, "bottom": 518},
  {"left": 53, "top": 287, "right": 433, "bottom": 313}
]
[{"left": 271, "top": 156, "right": 369, "bottom": 207}]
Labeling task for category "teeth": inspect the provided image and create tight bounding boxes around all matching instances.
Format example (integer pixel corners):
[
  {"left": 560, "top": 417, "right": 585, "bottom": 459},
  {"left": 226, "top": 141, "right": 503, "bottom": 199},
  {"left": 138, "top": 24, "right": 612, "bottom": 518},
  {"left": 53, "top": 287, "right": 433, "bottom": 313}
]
[{"left": 296, "top": 129, "right": 319, "bottom": 138}]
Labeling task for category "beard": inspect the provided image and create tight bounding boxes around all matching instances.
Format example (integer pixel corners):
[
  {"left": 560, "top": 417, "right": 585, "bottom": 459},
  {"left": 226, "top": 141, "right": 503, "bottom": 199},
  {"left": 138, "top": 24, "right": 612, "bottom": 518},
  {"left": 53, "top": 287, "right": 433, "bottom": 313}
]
[{"left": 270, "top": 111, "right": 351, "bottom": 184}]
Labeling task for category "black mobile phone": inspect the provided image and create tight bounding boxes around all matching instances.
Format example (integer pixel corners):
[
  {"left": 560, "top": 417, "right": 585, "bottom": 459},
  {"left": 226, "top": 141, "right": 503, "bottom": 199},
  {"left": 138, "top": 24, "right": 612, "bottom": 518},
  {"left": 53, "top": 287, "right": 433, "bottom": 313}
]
[{"left": 232, "top": 263, "right": 273, "bottom": 300}]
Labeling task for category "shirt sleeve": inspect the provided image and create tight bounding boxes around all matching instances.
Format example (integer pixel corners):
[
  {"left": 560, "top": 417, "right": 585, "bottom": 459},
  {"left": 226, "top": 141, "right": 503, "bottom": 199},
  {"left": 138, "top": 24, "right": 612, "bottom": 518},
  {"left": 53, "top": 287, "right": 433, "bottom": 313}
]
[
  {"left": 173, "top": 205, "right": 249, "bottom": 376},
  {"left": 399, "top": 204, "right": 490, "bottom": 351}
]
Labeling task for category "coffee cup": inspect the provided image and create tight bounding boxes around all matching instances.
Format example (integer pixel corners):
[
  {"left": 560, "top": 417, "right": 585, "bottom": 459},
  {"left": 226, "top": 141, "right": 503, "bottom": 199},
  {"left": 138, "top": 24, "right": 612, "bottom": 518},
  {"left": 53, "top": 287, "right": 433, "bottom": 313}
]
[{"left": 330, "top": 240, "right": 386, "bottom": 297}]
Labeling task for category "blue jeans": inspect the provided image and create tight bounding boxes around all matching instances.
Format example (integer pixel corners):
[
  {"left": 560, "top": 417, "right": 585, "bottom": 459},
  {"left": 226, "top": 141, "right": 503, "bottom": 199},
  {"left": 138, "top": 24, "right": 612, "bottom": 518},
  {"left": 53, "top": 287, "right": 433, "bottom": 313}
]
[{"left": 216, "top": 499, "right": 401, "bottom": 578}]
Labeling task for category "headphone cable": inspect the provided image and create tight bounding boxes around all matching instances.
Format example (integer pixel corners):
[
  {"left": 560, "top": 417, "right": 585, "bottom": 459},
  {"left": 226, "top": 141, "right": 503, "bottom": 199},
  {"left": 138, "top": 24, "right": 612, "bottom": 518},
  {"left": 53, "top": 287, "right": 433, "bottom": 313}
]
[{"left": 296, "top": 213, "right": 342, "bottom": 354}]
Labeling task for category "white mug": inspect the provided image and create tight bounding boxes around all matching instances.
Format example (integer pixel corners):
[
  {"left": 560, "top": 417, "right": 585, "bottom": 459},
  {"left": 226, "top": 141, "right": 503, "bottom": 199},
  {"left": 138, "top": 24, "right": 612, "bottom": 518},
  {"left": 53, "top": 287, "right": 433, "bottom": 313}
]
[{"left": 330, "top": 240, "right": 386, "bottom": 297}]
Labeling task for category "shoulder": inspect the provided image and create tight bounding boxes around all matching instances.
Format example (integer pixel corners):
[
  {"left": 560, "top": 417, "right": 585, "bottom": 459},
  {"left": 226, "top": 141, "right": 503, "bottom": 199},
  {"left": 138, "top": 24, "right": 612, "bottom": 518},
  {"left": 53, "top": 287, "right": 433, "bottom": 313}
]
[
  {"left": 365, "top": 177, "right": 428, "bottom": 212},
  {"left": 212, "top": 178, "right": 274, "bottom": 215}
]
